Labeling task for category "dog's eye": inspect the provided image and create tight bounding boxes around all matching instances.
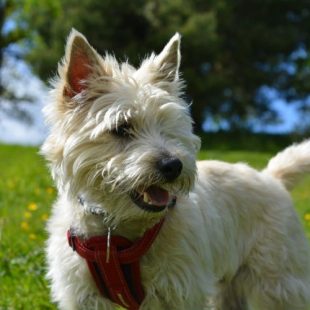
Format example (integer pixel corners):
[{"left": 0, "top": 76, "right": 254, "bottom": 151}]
[{"left": 111, "top": 123, "right": 132, "bottom": 138}]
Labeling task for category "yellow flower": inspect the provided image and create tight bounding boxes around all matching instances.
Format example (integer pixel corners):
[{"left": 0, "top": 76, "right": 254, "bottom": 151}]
[
  {"left": 28, "top": 203, "right": 38, "bottom": 211},
  {"left": 304, "top": 213, "right": 310, "bottom": 222},
  {"left": 24, "top": 212, "right": 32, "bottom": 219},
  {"left": 21, "top": 221, "right": 29, "bottom": 231},
  {"left": 46, "top": 187, "right": 54, "bottom": 195},
  {"left": 41, "top": 213, "right": 49, "bottom": 221},
  {"left": 29, "top": 233, "right": 37, "bottom": 240}
]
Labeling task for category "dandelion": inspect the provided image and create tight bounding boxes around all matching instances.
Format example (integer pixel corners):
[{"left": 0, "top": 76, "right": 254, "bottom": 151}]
[
  {"left": 41, "top": 213, "right": 49, "bottom": 221},
  {"left": 24, "top": 212, "right": 32, "bottom": 219},
  {"left": 29, "top": 233, "right": 37, "bottom": 240},
  {"left": 21, "top": 221, "right": 30, "bottom": 231},
  {"left": 304, "top": 213, "right": 310, "bottom": 222},
  {"left": 28, "top": 202, "right": 38, "bottom": 211},
  {"left": 46, "top": 187, "right": 54, "bottom": 195}
]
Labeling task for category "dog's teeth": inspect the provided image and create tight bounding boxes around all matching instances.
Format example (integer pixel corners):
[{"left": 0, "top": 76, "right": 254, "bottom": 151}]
[{"left": 143, "top": 192, "right": 152, "bottom": 204}]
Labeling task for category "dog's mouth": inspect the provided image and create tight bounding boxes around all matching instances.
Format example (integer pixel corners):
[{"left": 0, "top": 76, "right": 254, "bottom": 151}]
[{"left": 130, "top": 186, "right": 176, "bottom": 212}]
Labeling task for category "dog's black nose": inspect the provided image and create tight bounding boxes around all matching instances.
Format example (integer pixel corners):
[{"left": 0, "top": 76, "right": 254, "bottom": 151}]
[{"left": 157, "top": 157, "right": 183, "bottom": 181}]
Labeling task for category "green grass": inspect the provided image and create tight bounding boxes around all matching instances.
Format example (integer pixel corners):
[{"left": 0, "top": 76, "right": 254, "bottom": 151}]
[
  {"left": 0, "top": 145, "right": 56, "bottom": 309},
  {"left": 0, "top": 144, "right": 309, "bottom": 309}
]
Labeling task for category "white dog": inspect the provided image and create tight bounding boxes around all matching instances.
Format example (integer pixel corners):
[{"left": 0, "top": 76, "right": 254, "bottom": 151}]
[{"left": 42, "top": 29, "right": 310, "bottom": 310}]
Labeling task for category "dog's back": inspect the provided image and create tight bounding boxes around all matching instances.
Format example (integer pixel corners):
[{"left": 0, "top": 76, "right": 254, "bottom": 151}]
[{"left": 196, "top": 140, "right": 310, "bottom": 309}]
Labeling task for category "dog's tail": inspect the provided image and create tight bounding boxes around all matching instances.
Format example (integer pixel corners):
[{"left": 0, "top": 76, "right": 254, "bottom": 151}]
[{"left": 263, "top": 139, "right": 310, "bottom": 191}]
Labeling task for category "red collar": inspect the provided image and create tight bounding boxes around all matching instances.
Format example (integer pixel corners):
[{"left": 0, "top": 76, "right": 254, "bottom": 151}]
[{"left": 67, "top": 218, "right": 164, "bottom": 309}]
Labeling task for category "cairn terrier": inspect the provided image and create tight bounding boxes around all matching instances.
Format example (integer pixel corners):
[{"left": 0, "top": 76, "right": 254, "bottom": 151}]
[{"left": 42, "top": 29, "right": 310, "bottom": 309}]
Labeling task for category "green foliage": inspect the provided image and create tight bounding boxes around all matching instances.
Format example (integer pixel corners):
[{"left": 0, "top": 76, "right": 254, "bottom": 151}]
[
  {"left": 199, "top": 131, "right": 307, "bottom": 152},
  {"left": 0, "top": 0, "right": 37, "bottom": 121},
  {"left": 0, "top": 0, "right": 28, "bottom": 52},
  {"left": 0, "top": 143, "right": 309, "bottom": 308},
  {"left": 17, "top": 0, "right": 310, "bottom": 130}
]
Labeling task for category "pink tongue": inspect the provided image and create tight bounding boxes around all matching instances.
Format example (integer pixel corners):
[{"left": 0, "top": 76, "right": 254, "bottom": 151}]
[{"left": 145, "top": 186, "right": 169, "bottom": 206}]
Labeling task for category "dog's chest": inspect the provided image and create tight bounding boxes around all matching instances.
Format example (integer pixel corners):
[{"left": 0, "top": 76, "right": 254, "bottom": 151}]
[
  {"left": 76, "top": 216, "right": 214, "bottom": 309},
  {"left": 136, "top": 221, "right": 215, "bottom": 308}
]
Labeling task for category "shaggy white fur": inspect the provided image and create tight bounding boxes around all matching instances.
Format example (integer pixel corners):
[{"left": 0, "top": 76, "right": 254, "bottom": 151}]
[{"left": 42, "top": 29, "right": 310, "bottom": 310}]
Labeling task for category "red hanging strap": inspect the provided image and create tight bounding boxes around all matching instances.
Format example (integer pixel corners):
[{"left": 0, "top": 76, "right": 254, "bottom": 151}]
[{"left": 67, "top": 219, "right": 164, "bottom": 310}]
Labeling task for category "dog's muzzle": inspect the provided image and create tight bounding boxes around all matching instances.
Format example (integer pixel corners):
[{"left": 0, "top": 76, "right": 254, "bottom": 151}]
[
  {"left": 130, "top": 156, "right": 181, "bottom": 212},
  {"left": 130, "top": 186, "right": 176, "bottom": 212}
]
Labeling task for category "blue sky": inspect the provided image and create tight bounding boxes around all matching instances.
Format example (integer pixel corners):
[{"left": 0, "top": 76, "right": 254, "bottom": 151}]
[
  {"left": 203, "top": 98, "right": 299, "bottom": 133},
  {"left": 0, "top": 56, "right": 48, "bottom": 145}
]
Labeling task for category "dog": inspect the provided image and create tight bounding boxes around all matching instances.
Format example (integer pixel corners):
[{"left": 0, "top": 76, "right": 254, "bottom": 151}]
[{"left": 41, "top": 29, "right": 310, "bottom": 310}]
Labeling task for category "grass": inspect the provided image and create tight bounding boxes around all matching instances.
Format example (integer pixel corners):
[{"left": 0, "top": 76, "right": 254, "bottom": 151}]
[
  {"left": 0, "top": 143, "right": 309, "bottom": 309},
  {"left": 0, "top": 145, "right": 56, "bottom": 309}
]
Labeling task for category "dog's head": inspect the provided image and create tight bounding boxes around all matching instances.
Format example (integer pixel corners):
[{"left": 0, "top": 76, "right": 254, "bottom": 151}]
[{"left": 42, "top": 29, "right": 200, "bottom": 222}]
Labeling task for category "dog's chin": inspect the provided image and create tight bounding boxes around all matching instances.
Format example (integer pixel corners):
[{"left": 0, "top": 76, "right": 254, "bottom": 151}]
[{"left": 130, "top": 185, "right": 177, "bottom": 213}]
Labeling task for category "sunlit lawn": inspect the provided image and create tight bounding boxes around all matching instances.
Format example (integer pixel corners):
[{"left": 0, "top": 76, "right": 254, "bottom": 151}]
[{"left": 1, "top": 144, "right": 309, "bottom": 309}]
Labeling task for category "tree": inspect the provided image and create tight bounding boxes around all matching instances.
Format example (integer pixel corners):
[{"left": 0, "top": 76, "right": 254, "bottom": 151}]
[
  {"left": 0, "top": 0, "right": 36, "bottom": 122},
  {"left": 19, "top": 0, "right": 310, "bottom": 131}
]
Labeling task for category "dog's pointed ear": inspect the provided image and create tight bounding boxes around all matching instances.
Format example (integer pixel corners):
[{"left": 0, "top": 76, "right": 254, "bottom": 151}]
[
  {"left": 154, "top": 33, "right": 181, "bottom": 83},
  {"left": 63, "top": 29, "right": 102, "bottom": 98}
]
